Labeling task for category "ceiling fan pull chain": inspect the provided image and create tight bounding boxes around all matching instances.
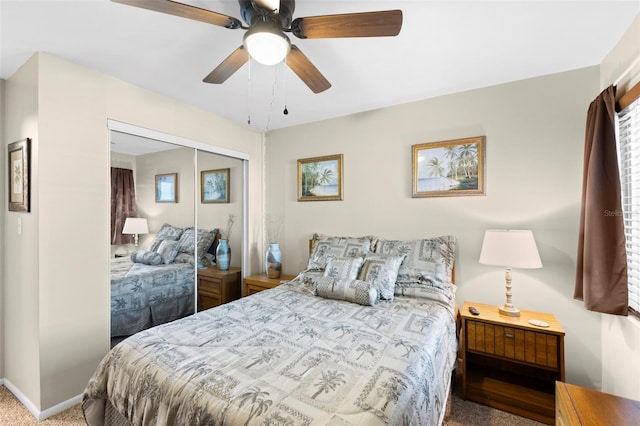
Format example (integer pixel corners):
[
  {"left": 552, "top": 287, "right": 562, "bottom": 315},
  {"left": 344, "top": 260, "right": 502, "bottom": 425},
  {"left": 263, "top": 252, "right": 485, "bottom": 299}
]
[{"left": 283, "top": 57, "right": 289, "bottom": 115}]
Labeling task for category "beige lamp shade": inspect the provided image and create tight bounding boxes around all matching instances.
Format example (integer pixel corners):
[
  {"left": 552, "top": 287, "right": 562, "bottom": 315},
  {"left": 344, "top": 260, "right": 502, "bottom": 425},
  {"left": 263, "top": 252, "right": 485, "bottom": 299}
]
[
  {"left": 122, "top": 218, "right": 149, "bottom": 235},
  {"left": 122, "top": 218, "right": 149, "bottom": 247},
  {"left": 479, "top": 230, "right": 542, "bottom": 269}
]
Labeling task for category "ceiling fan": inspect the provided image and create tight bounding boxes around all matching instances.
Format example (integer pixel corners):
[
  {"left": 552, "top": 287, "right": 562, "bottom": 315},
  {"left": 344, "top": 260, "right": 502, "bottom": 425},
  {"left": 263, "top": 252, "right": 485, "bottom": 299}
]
[{"left": 112, "top": 0, "right": 403, "bottom": 93}]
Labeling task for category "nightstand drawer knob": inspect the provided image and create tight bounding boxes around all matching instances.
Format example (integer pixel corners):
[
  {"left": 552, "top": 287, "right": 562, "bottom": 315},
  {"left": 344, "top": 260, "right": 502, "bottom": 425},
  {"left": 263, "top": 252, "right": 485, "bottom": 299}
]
[{"left": 505, "top": 332, "right": 514, "bottom": 338}]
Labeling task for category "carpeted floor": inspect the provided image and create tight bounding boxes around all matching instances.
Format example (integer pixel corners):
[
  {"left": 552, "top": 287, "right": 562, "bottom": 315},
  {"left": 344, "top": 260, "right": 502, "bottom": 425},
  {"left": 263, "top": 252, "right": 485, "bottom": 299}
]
[{"left": 0, "top": 380, "right": 544, "bottom": 426}]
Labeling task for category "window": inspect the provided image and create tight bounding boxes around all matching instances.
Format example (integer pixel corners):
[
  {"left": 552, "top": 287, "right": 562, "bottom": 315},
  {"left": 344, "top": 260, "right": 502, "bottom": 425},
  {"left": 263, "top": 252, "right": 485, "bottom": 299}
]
[{"left": 618, "top": 95, "right": 640, "bottom": 316}]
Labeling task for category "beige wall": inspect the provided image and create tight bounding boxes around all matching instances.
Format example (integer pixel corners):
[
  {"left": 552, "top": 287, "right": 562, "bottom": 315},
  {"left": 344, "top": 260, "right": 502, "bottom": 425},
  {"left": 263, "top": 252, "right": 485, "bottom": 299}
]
[
  {"left": 600, "top": 14, "right": 640, "bottom": 401},
  {"left": 4, "top": 52, "right": 263, "bottom": 412},
  {"left": 265, "top": 66, "right": 602, "bottom": 387},
  {"left": 4, "top": 55, "right": 41, "bottom": 406}
]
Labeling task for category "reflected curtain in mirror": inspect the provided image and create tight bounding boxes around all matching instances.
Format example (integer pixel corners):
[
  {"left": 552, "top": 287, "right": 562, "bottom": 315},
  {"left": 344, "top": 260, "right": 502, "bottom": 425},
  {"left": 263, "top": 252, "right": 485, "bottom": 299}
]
[{"left": 111, "top": 167, "right": 137, "bottom": 245}]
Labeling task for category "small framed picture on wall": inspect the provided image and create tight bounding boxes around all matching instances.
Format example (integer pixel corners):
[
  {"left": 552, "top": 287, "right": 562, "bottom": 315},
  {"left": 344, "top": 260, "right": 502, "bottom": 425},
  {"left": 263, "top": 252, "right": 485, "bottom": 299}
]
[
  {"left": 8, "top": 138, "right": 31, "bottom": 212},
  {"left": 155, "top": 173, "right": 178, "bottom": 203},
  {"left": 412, "top": 136, "right": 486, "bottom": 198},
  {"left": 297, "top": 154, "right": 343, "bottom": 201},
  {"left": 201, "top": 168, "right": 230, "bottom": 203}
]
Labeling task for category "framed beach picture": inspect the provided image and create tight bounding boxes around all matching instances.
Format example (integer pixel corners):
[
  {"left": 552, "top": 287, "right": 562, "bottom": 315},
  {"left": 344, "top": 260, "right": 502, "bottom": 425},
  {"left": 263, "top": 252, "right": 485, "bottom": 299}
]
[
  {"left": 8, "top": 138, "right": 31, "bottom": 212},
  {"left": 412, "top": 136, "right": 486, "bottom": 198},
  {"left": 155, "top": 173, "right": 178, "bottom": 203},
  {"left": 201, "top": 168, "right": 230, "bottom": 203},
  {"left": 297, "top": 154, "right": 343, "bottom": 201}
]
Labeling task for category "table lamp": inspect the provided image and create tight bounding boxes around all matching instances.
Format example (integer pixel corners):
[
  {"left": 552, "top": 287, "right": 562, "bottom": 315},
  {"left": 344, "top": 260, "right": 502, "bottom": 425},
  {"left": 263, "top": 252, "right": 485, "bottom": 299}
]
[
  {"left": 479, "top": 229, "right": 542, "bottom": 317},
  {"left": 122, "top": 218, "right": 149, "bottom": 247}
]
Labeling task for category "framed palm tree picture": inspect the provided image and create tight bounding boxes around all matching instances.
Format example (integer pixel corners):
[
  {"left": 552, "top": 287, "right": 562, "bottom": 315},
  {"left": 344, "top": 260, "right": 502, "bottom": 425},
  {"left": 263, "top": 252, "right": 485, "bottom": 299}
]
[
  {"left": 412, "top": 136, "right": 486, "bottom": 198},
  {"left": 298, "top": 154, "right": 343, "bottom": 201},
  {"left": 201, "top": 168, "right": 230, "bottom": 203}
]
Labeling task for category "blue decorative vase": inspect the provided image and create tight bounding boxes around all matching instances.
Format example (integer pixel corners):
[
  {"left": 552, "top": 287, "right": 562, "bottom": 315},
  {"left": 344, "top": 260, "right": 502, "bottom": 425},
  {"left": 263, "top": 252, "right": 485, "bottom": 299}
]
[
  {"left": 216, "top": 239, "right": 230, "bottom": 271},
  {"left": 265, "top": 243, "right": 282, "bottom": 279}
]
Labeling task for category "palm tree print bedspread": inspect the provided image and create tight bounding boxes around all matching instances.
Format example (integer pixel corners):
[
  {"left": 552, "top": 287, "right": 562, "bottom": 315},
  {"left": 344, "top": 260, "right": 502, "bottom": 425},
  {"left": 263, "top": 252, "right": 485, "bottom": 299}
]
[{"left": 84, "top": 278, "right": 457, "bottom": 425}]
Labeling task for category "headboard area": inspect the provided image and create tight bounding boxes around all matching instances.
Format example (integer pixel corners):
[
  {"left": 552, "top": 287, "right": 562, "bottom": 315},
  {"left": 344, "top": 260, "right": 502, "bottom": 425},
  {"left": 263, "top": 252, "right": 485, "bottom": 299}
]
[{"left": 309, "top": 234, "right": 456, "bottom": 284}]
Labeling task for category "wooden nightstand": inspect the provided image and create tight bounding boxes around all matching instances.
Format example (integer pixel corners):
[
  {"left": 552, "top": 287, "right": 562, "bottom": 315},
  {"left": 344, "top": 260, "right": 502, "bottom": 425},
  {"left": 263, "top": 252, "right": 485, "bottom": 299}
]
[
  {"left": 197, "top": 267, "right": 241, "bottom": 311},
  {"left": 460, "top": 301, "right": 565, "bottom": 425},
  {"left": 242, "top": 273, "right": 296, "bottom": 297},
  {"left": 556, "top": 381, "right": 640, "bottom": 425}
]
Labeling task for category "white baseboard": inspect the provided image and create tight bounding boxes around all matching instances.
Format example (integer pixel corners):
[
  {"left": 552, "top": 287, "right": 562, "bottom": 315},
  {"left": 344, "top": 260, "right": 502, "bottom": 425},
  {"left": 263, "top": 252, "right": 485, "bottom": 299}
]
[{"left": 2, "top": 378, "right": 83, "bottom": 421}]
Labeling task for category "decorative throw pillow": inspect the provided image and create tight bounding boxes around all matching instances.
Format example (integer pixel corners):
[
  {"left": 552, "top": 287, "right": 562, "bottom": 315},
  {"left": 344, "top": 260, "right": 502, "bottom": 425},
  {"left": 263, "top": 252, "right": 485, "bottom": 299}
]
[
  {"left": 315, "top": 277, "right": 379, "bottom": 306},
  {"left": 358, "top": 253, "right": 406, "bottom": 301},
  {"left": 156, "top": 223, "right": 185, "bottom": 240},
  {"left": 156, "top": 239, "right": 180, "bottom": 264},
  {"left": 375, "top": 236, "right": 456, "bottom": 284},
  {"left": 307, "top": 235, "right": 372, "bottom": 270},
  {"left": 323, "top": 256, "right": 364, "bottom": 280},
  {"left": 149, "top": 224, "right": 184, "bottom": 251},
  {"left": 130, "top": 250, "right": 163, "bottom": 266},
  {"left": 173, "top": 253, "right": 195, "bottom": 266},
  {"left": 176, "top": 228, "right": 218, "bottom": 257},
  {"left": 394, "top": 275, "right": 456, "bottom": 306}
]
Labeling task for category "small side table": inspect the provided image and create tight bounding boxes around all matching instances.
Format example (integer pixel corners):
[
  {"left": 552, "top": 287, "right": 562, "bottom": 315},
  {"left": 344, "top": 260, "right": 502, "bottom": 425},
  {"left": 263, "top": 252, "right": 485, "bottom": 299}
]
[
  {"left": 242, "top": 273, "right": 296, "bottom": 297},
  {"left": 197, "top": 267, "right": 241, "bottom": 311},
  {"left": 460, "top": 301, "right": 565, "bottom": 425}
]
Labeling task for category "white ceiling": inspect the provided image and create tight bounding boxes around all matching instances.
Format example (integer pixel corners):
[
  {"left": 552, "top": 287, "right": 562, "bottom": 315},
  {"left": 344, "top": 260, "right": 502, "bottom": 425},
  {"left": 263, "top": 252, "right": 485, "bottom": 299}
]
[{"left": 1, "top": 1, "right": 638, "bottom": 132}]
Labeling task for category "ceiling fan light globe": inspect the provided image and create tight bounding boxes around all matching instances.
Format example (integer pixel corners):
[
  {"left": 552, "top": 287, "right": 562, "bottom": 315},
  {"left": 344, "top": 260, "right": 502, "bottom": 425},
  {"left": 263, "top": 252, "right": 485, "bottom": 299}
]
[{"left": 243, "top": 25, "right": 291, "bottom": 66}]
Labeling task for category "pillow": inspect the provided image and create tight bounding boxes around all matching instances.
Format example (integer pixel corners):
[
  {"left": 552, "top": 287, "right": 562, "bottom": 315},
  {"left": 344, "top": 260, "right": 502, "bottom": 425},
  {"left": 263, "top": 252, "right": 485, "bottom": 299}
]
[
  {"left": 307, "top": 234, "right": 373, "bottom": 270},
  {"left": 197, "top": 254, "right": 215, "bottom": 269},
  {"left": 130, "top": 250, "right": 163, "bottom": 266},
  {"left": 394, "top": 275, "right": 455, "bottom": 306},
  {"left": 156, "top": 239, "right": 179, "bottom": 264},
  {"left": 176, "top": 228, "right": 218, "bottom": 257},
  {"left": 149, "top": 224, "right": 184, "bottom": 251},
  {"left": 374, "top": 235, "right": 456, "bottom": 284},
  {"left": 358, "top": 253, "right": 406, "bottom": 301},
  {"left": 323, "top": 256, "right": 364, "bottom": 280},
  {"left": 315, "top": 277, "right": 379, "bottom": 306},
  {"left": 174, "top": 253, "right": 195, "bottom": 266}
]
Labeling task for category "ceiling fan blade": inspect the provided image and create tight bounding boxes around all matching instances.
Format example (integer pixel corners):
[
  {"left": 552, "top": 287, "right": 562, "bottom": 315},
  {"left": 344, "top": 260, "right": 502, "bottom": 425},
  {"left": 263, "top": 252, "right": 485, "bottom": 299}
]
[
  {"left": 203, "top": 46, "right": 249, "bottom": 84},
  {"left": 112, "top": 0, "right": 242, "bottom": 29},
  {"left": 291, "top": 10, "right": 402, "bottom": 39},
  {"left": 287, "top": 45, "right": 331, "bottom": 94}
]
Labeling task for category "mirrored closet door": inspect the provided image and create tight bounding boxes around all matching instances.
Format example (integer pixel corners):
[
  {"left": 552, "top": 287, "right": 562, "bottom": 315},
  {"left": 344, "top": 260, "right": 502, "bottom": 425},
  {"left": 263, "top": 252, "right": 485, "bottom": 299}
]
[{"left": 109, "top": 127, "right": 246, "bottom": 348}]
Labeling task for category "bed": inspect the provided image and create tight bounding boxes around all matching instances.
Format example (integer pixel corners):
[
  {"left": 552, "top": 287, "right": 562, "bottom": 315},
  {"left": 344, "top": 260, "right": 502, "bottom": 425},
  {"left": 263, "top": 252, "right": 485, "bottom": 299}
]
[
  {"left": 89, "top": 234, "right": 458, "bottom": 425},
  {"left": 111, "top": 224, "right": 219, "bottom": 338}
]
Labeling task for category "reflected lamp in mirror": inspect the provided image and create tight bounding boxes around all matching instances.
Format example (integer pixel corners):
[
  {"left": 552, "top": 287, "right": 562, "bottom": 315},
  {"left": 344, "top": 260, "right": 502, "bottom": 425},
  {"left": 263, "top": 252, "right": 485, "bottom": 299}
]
[
  {"left": 479, "top": 229, "right": 542, "bottom": 317},
  {"left": 122, "top": 218, "right": 149, "bottom": 247}
]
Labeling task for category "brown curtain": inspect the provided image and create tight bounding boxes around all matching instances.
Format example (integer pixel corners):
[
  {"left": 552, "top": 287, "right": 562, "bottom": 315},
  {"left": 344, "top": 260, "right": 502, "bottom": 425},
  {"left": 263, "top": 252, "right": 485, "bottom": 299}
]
[
  {"left": 575, "top": 85, "right": 628, "bottom": 315},
  {"left": 111, "top": 168, "right": 137, "bottom": 245}
]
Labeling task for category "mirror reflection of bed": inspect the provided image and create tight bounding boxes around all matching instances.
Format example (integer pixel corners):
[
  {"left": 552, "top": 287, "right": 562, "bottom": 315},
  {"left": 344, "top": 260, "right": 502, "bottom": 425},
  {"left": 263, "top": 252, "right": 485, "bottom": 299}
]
[{"left": 109, "top": 131, "right": 243, "bottom": 348}]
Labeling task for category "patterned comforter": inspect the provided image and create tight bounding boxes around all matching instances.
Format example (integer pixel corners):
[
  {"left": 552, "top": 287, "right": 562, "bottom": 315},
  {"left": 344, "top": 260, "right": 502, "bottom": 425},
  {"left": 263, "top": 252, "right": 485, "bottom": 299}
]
[
  {"left": 111, "top": 257, "right": 195, "bottom": 337},
  {"left": 87, "top": 278, "right": 457, "bottom": 425}
]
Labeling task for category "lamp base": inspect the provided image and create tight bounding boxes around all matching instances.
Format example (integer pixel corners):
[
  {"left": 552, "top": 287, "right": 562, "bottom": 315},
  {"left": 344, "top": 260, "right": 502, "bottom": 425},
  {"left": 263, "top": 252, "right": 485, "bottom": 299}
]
[{"left": 499, "top": 305, "right": 521, "bottom": 317}]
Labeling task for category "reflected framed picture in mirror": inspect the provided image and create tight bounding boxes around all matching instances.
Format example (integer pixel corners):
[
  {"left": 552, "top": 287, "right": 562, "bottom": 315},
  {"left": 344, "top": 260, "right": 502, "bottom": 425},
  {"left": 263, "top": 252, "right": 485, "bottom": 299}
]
[
  {"left": 201, "top": 168, "right": 230, "bottom": 203},
  {"left": 155, "top": 173, "right": 178, "bottom": 203}
]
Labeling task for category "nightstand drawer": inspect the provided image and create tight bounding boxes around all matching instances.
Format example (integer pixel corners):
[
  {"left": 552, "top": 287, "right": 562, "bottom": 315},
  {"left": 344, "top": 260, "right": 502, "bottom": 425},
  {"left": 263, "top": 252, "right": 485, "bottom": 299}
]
[
  {"left": 196, "top": 267, "right": 241, "bottom": 311},
  {"left": 466, "top": 320, "right": 559, "bottom": 369},
  {"left": 199, "top": 278, "right": 222, "bottom": 295},
  {"left": 198, "top": 293, "right": 221, "bottom": 311}
]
